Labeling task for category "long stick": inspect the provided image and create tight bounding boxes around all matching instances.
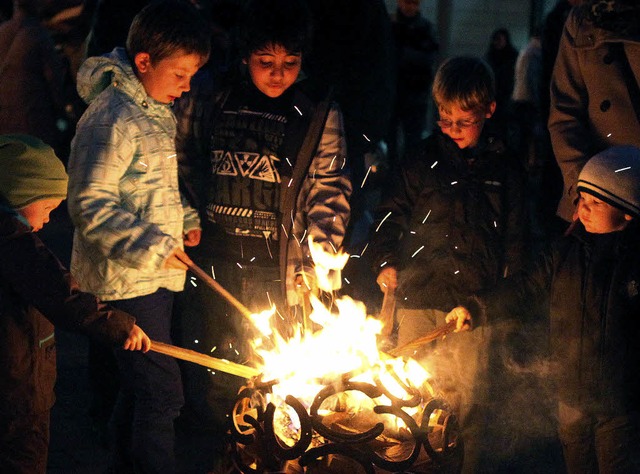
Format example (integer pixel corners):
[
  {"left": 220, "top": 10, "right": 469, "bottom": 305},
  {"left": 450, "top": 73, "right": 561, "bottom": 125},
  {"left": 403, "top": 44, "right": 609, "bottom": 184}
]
[
  {"left": 150, "top": 340, "right": 260, "bottom": 379},
  {"left": 388, "top": 320, "right": 457, "bottom": 357},
  {"left": 186, "top": 261, "right": 254, "bottom": 321}
]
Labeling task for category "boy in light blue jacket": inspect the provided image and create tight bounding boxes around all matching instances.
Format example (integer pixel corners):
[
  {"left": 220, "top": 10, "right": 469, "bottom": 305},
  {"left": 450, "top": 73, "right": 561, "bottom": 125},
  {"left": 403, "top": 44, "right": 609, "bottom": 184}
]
[{"left": 66, "top": 1, "right": 210, "bottom": 471}]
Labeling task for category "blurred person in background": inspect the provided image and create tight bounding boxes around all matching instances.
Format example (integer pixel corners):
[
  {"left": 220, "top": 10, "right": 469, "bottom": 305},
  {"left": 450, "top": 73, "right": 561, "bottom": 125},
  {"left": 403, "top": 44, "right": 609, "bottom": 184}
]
[
  {"left": 0, "top": 0, "right": 81, "bottom": 162},
  {"left": 388, "top": 0, "right": 439, "bottom": 168}
]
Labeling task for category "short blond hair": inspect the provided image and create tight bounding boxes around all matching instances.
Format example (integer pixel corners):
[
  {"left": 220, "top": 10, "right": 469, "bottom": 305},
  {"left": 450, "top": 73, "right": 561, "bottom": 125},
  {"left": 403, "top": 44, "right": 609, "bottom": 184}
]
[{"left": 432, "top": 56, "right": 495, "bottom": 114}]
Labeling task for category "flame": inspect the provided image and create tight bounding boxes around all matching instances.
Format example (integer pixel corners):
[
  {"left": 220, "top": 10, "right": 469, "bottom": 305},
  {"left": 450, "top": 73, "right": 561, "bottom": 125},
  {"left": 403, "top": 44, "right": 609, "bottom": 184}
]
[{"left": 245, "top": 240, "right": 433, "bottom": 445}]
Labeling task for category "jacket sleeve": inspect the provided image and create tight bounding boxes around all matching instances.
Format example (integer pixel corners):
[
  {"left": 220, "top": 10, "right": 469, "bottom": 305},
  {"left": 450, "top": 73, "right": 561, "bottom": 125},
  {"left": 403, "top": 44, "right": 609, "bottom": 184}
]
[
  {"left": 67, "top": 112, "right": 179, "bottom": 271},
  {"left": 300, "top": 103, "right": 352, "bottom": 253},
  {"left": 479, "top": 241, "right": 555, "bottom": 325},
  {"left": 0, "top": 216, "right": 134, "bottom": 345},
  {"left": 548, "top": 11, "right": 591, "bottom": 220}
]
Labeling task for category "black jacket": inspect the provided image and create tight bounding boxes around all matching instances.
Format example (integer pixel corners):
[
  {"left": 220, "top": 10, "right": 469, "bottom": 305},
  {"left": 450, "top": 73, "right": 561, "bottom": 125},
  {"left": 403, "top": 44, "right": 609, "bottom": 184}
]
[
  {"left": 0, "top": 208, "right": 134, "bottom": 417},
  {"left": 483, "top": 222, "right": 640, "bottom": 415},
  {"left": 369, "top": 129, "right": 527, "bottom": 311}
]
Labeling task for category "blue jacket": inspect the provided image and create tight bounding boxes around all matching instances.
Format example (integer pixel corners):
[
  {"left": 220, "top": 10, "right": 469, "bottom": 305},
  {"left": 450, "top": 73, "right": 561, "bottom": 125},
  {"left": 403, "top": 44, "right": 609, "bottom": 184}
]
[{"left": 67, "top": 48, "right": 200, "bottom": 300}]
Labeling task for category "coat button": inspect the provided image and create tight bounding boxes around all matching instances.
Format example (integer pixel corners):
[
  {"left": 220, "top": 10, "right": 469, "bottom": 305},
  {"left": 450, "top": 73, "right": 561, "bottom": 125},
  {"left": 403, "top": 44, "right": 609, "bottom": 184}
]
[{"left": 600, "top": 100, "right": 611, "bottom": 112}]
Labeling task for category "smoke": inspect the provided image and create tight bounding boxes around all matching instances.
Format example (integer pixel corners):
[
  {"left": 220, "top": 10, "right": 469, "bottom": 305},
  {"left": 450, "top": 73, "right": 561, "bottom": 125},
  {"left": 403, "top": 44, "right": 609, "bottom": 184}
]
[{"left": 414, "top": 317, "right": 564, "bottom": 471}]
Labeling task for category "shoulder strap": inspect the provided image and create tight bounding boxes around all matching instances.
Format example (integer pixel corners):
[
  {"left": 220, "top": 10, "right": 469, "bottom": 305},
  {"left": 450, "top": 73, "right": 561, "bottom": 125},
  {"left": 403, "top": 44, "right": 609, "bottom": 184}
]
[
  {"left": 609, "top": 42, "right": 640, "bottom": 124},
  {"left": 278, "top": 91, "right": 334, "bottom": 291}
]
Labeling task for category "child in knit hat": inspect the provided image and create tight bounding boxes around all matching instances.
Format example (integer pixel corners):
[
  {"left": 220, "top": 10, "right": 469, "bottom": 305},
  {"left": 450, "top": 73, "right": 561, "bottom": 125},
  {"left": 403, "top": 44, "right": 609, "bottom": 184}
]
[
  {"left": 446, "top": 146, "right": 640, "bottom": 473},
  {"left": 0, "top": 134, "right": 150, "bottom": 473}
]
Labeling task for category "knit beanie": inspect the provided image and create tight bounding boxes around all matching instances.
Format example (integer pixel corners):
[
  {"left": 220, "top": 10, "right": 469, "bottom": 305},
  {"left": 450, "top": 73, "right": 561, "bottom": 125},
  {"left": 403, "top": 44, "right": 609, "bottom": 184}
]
[
  {"left": 0, "top": 134, "right": 68, "bottom": 209},
  {"left": 577, "top": 145, "right": 640, "bottom": 217}
]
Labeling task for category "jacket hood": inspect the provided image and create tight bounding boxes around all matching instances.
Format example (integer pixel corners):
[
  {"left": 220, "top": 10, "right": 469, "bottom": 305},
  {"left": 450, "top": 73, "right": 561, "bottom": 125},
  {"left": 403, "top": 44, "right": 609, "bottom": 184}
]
[{"left": 77, "top": 47, "right": 148, "bottom": 106}]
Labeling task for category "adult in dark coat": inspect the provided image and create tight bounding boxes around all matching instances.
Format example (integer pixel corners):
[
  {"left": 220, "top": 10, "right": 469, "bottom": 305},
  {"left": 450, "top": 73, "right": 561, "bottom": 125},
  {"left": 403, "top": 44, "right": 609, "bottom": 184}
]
[{"left": 548, "top": 0, "right": 640, "bottom": 222}]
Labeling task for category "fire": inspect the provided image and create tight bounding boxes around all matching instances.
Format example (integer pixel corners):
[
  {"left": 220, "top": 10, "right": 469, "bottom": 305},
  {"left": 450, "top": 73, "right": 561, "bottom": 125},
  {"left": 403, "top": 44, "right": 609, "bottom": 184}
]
[{"left": 244, "top": 239, "right": 434, "bottom": 448}]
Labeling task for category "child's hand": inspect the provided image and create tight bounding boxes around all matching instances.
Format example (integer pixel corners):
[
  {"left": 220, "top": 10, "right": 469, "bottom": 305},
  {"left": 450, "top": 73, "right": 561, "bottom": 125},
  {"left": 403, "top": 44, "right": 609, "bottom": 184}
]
[
  {"left": 184, "top": 229, "right": 201, "bottom": 247},
  {"left": 123, "top": 324, "right": 151, "bottom": 352},
  {"left": 445, "top": 306, "right": 472, "bottom": 332},
  {"left": 376, "top": 266, "right": 397, "bottom": 294},
  {"left": 163, "top": 247, "right": 193, "bottom": 270}
]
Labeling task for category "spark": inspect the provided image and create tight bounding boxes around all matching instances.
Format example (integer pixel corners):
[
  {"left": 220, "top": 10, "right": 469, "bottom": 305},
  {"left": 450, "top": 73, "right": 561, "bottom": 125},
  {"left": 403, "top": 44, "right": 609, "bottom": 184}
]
[
  {"left": 493, "top": 221, "right": 497, "bottom": 228},
  {"left": 363, "top": 134, "right": 371, "bottom": 142},
  {"left": 294, "top": 105, "right": 303, "bottom": 116},
  {"left": 236, "top": 262, "right": 243, "bottom": 269},
  {"left": 166, "top": 154, "right": 177, "bottom": 159},
  {"left": 410, "top": 231, "right": 416, "bottom": 234},
  {"left": 286, "top": 157, "right": 293, "bottom": 167},
  {"left": 301, "top": 230, "right": 308, "bottom": 243},
  {"left": 330, "top": 155, "right": 337, "bottom": 170},
  {"left": 250, "top": 257, "right": 256, "bottom": 262},
  {"left": 422, "top": 210, "right": 432, "bottom": 223},
  {"left": 411, "top": 245, "right": 425, "bottom": 258},
  {"left": 340, "top": 158, "right": 346, "bottom": 169},
  {"left": 313, "top": 168, "right": 317, "bottom": 179},
  {"left": 350, "top": 254, "right": 361, "bottom": 259},
  {"left": 451, "top": 181, "right": 458, "bottom": 185},
  {"left": 361, "top": 166, "right": 372, "bottom": 188},
  {"left": 454, "top": 270, "right": 460, "bottom": 274},
  {"left": 431, "top": 161, "right": 438, "bottom": 169},
  {"left": 287, "top": 178, "right": 293, "bottom": 188},
  {"left": 607, "top": 133, "right": 612, "bottom": 138},
  {"left": 344, "top": 277, "right": 350, "bottom": 284},
  {"left": 210, "top": 346, "right": 217, "bottom": 352},
  {"left": 190, "top": 280, "right": 197, "bottom": 287},
  {"left": 375, "top": 211, "right": 392, "bottom": 232},
  {"left": 615, "top": 166, "right": 631, "bottom": 173},
  {"left": 234, "top": 349, "right": 240, "bottom": 356},
  {"left": 210, "top": 265, "right": 216, "bottom": 280},
  {"left": 267, "top": 291, "right": 273, "bottom": 307},
  {"left": 139, "top": 161, "right": 148, "bottom": 167},
  {"left": 380, "top": 261, "right": 388, "bottom": 267},
  {"left": 194, "top": 339, "right": 199, "bottom": 344},
  {"left": 281, "top": 223, "right": 289, "bottom": 239},
  {"left": 360, "top": 243, "right": 369, "bottom": 256},
  {"left": 329, "top": 241, "right": 337, "bottom": 253}
]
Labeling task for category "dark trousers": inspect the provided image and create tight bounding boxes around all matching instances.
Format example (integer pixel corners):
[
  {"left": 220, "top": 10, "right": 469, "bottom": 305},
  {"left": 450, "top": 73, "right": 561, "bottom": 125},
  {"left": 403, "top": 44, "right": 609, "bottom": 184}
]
[
  {"left": 109, "top": 289, "right": 184, "bottom": 474},
  {"left": 558, "top": 402, "right": 640, "bottom": 474},
  {"left": 0, "top": 412, "right": 49, "bottom": 474}
]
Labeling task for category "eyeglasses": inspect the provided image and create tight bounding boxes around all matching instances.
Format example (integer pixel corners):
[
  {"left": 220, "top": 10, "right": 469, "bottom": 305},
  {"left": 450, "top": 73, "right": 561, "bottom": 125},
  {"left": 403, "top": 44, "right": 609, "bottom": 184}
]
[{"left": 436, "top": 118, "right": 482, "bottom": 130}]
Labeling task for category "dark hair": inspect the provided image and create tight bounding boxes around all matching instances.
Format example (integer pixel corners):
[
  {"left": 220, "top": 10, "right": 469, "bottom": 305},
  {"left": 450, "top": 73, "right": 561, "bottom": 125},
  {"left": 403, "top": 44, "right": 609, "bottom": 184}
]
[
  {"left": 235, "top": 0, "right": 312, "bottom": 58},
  {"left": 432, "top": 56, "right": 496, "bottom": 113},
  {"left": 126, "top": 0, "right": 211, "bottom": 63}
]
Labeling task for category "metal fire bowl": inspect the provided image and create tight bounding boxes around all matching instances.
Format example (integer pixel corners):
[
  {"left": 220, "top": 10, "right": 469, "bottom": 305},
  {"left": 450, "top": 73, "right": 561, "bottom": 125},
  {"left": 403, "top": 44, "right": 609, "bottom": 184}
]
[{"left": 229, "top": 372, "right": 463, "bottom": 473}]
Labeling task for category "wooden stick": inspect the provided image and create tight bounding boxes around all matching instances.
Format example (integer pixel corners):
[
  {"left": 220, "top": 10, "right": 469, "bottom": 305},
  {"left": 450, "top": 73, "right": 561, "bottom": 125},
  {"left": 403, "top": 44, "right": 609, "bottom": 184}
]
[
  {"left": 378, "top": 288, "right": 396, "bottom": 336},
  {"left": 388, "top": 320, "right": 457, "bottom": 357},
  {"left": 186, "top": 261, "right": 254, "bottom": 321},
  {"left": 150, "top": 340, "right": 260, "bottom": 379}
]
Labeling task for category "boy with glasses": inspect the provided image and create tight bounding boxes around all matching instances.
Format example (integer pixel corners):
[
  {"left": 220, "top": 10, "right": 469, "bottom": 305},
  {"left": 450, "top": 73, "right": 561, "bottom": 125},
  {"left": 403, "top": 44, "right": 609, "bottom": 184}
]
[{"left": 369, "top": 55, "right": 528, "bottom": 472}]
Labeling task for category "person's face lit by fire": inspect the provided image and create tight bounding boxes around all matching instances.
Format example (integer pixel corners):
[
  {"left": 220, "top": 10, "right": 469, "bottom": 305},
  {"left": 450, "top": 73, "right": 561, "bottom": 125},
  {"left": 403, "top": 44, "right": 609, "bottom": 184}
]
[
  {"left": 17, "top": 198, "right": 63, "bottom": 232},
  {"left": 437, "top": 102, "right": 495, "bottom": 149},
  {"left": 246, "top": 43, "right": 302, "bottom": 98},
  {"left": 577, "top": 192, "right": 632, "bottom": 234},
  {"left": 134, "top": 49, "right": 205, "bottom": 104}
]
